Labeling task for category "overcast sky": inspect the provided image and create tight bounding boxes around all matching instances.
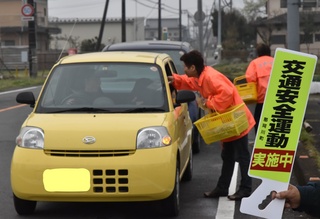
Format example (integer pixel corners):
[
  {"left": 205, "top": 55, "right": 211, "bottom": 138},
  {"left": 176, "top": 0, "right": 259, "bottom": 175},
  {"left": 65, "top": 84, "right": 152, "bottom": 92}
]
[{"left": 48, "top": 0, "right": 244, "bottom": 25}]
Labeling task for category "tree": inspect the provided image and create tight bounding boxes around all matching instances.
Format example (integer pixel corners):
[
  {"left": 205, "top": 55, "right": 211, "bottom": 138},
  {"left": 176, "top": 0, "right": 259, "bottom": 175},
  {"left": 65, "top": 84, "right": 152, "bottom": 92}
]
[
  {"left": 242, "top": 0, "right": 267, "bottom": 22},
  {"left": 301, "top": 12, "right": 319, "bottom": 53},
  {"left": 52, "top": 35, "right": 80, "bottom": 51},
  {"left": 80, "top": 37, "right": 105, "bottom": 53},
  {"left": 253, "top": 17, "right": 274, "bottom": 46},
  {"left": 242, "top": 0, "right": 274, "bottom": 46},
  {"left": 211, "top": 9, "right": 255, "bottom": 50}
]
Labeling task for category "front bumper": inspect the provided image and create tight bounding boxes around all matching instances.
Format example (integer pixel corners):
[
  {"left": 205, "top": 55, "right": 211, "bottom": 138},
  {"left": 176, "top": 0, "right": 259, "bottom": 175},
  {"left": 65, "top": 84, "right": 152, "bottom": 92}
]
[{"left": 11, "top": 146, "right": 176, "bottom": 202}]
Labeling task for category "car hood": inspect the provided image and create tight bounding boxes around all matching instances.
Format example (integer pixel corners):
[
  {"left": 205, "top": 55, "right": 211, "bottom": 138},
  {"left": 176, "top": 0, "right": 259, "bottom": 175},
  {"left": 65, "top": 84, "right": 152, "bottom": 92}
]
[{"left": 23, "top": 113, "right": 168, "bottom": 150}]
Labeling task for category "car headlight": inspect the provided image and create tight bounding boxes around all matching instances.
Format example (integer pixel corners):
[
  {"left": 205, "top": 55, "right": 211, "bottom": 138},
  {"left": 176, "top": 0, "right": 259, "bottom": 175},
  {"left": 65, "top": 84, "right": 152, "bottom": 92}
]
[
  {"left": 137, "top": 126, "right": 171, "bottom": 149},
  {"left": 16, "top": 127, "right": 44, "bottom": 149}
]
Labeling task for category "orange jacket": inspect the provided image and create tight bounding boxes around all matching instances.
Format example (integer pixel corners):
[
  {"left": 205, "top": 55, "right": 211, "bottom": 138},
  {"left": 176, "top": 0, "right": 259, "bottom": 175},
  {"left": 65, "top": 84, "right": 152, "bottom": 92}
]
[
  {"left": 245, "top": 56, "right": 274, "bottom": 103},
  {"left": 172, "top": 66, "right": 255, "bottom": 142}
]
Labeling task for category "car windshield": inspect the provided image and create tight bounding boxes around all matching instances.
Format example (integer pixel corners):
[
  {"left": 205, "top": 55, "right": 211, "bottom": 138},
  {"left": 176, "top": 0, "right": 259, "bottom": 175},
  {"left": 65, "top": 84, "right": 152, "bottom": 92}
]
[{"left": 36, "top": 63, "right": 167, "bottom": 113}]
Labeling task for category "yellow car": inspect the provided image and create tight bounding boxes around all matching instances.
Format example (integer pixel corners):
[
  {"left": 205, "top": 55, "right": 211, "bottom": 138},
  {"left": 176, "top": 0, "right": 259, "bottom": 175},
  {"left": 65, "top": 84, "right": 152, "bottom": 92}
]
[{"left": 11, "top": 51, "right": 195, "bottom": 217}]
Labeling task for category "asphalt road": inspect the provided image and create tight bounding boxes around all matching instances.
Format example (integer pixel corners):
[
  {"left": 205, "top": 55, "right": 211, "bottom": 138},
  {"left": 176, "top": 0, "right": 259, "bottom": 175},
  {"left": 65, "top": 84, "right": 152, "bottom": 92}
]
[{"left": 0, "top": 87, "right": 315, "bottom": 218}]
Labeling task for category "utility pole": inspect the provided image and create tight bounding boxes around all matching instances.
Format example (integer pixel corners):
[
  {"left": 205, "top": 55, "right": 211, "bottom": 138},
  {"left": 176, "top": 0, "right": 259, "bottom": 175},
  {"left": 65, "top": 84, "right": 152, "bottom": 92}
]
[
  {"left": 287, "top": 0, "right": 300, "bottom": 51},
  {"left": 217, "top": 0, "right": 222, "bottom": 62},
  {"left": 158, "top": 0, "right": 162, "bottom": 40},
  {"left": 179, "top": 0, "right": 182, "bottom": 41},
  {"left": 96, "top": 0, "right": 109, "bottom": 51},
  {"left": 121, "top": 0, "right": 126, "bottom": 42},
  {"left": 197, "top": 0, "right": 204, "bottom": 54},
  {"left": 27, "top": 0, "right": 37, "bottom": 77}
]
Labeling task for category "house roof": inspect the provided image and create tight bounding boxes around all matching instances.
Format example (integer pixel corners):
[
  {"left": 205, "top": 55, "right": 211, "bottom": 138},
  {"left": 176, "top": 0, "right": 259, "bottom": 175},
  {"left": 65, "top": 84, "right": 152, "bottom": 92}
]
[
  {"left": 255, "top": 11, "right": 320, "bottom": 26},
  {"left": 48, "top": 17, "right": 142, "bottom": 24}
]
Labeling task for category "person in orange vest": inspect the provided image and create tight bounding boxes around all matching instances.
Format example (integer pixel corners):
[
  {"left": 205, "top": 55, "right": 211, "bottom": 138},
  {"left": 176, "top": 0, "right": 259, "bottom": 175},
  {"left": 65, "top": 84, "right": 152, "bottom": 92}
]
[
  {"left": 168, "top": 50, "right": 255, "bottom": 201},
  {"left": 245, "top": 43, "right": 274, "bottom": 133}
]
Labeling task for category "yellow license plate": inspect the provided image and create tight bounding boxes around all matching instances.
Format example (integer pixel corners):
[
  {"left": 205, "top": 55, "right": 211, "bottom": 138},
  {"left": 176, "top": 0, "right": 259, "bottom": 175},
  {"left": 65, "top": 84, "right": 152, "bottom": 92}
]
[{"left": 43, "top": 168, "right": 90, "bottom": 192}]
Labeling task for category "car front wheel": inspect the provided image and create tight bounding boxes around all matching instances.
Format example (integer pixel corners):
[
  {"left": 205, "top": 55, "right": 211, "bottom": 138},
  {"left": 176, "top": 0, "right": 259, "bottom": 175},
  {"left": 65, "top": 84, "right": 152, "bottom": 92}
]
[
  {"left": 161, "top": 163, "right": 180, "bottom": 217},
  {"left": 13, "top": 194, "right": 37, "bottom": 215}
]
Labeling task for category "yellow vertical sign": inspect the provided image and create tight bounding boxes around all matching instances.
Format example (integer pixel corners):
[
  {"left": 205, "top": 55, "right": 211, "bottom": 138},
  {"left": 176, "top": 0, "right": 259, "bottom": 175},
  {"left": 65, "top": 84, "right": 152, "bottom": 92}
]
[
  {"left": 240, "top": 48, "right": 317, "bottom": 219},
  {"left": 249, "top": 48, "right": 317, "bottom": 182}
]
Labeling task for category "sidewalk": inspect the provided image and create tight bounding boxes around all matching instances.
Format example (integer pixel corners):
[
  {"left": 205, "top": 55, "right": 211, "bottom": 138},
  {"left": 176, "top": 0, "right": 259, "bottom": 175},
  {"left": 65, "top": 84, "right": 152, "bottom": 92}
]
[
  {"left": 294, "top": 90, "right": 320, "bottom": 185},
  {"left": 292, "top": 82, "right": 320, "bottom": 185}
]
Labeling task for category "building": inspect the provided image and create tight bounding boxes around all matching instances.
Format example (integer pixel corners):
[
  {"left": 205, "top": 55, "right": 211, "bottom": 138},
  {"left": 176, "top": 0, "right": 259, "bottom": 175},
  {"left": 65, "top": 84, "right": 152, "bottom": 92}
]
[
  {"left": 0, "top": 0, "right": 59, "bottom": 50},
  {"left": 0, "top": 0, "right": 190, "bottom": 71},
  {"left": 0, "top": 0, "right": 59, "bottom": 71},
  {"left": 48, "top": 17, "right": 194, "bottom": 53},
  {"left": 257, "top": 0, "right": 320, "bottom": 55},
  {"left": 144, "top": 18, "right": 190, "bottom": 41},
  {"left": 48, "top": 17, "right": 145, "bottom": 53}
]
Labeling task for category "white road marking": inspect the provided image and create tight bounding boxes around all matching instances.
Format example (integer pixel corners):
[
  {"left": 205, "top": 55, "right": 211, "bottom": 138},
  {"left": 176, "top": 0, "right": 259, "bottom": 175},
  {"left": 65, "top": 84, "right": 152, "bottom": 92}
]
[
  {"left": 215, "top": 162, "right": 238, "bottom": 219},
  {"left": 0, "top": 86, "right": 38, "bottom": 95}
]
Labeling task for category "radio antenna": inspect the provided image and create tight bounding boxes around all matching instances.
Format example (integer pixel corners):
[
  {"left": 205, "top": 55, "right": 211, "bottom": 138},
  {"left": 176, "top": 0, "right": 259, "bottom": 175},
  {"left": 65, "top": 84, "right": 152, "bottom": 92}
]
[{"left": 57, "top": 18, "right": 78, "bottom": 61}]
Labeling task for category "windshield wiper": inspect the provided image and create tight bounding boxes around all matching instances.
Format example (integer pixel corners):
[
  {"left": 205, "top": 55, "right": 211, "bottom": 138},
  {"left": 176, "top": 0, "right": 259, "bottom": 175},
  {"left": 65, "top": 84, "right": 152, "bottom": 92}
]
[
  {"left": 121, "top": 107, "right": 165, "bottom": 113},
  {"left": 49, "top": 107, "right": 113, "bottom": 113}
]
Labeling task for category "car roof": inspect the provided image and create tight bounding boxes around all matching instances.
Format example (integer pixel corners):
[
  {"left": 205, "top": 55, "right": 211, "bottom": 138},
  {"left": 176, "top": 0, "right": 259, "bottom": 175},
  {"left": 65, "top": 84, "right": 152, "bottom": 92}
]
[
  {"left": 57, "top": 51, "right": 171, "bottom": 64},
  {"left": 102, "top": 40, "right": 192, "bottom": 52}
]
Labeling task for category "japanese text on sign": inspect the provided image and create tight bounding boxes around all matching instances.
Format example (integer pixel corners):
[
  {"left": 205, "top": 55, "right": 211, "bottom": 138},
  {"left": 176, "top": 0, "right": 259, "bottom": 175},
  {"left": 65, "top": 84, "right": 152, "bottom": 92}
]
[{"left": 258, "top": 60, "right": 306, "bottom": 148}]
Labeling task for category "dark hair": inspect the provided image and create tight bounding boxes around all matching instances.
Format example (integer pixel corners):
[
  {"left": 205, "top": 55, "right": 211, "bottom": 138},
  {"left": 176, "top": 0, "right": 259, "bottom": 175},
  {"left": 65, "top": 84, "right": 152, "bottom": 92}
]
[
  {"left": 256, "top": 43, "right": 271, "bottom": 57},
  {"left": 180, "top": 50, "right": 205, "bottom": 75}
]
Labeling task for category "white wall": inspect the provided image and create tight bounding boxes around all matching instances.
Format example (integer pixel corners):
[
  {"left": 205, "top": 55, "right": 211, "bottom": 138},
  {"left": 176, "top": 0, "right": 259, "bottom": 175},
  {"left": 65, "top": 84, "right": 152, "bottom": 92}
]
[{"left": 49, "top": 17, "right": 145, "bottom": 52}]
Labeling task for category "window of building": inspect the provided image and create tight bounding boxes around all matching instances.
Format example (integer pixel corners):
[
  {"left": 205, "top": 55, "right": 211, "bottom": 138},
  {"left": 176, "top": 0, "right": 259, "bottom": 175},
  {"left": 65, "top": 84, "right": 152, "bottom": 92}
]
[
  {"left": 303, "top": 0, "right": 317, "bottom": 9},
  {"left": 4, "top": 40, "right": 15, "bottom": 46},
  {"left": 281, "top": 0, "right": 312, "bottom": 8},
  {"left": 315, "top": 33, "right": 320, "bottom": 41},
  {"left": 300, "top": 34, "right": 314, "bottom": 44},
  {"left": 150, "top": 31, "right": 154, "bottom": 37},
  {"left": 271, "top": 35, "right": 286, "bottom": 44},
  {"left": 280, "top": 0, "right": 287, "bottom": 8}
]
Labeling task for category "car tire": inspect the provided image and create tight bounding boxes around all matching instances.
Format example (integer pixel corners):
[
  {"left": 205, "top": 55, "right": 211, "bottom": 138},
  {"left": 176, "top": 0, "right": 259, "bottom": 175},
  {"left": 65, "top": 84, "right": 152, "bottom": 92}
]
[
  {"left": 13, "top": 194, "right": 37, "bottom": 215},
  {"left": 182, "top": 148, "right": 193, "bottom": 181},
  {"left": 161, "top": 163, "right": 180, "bottom": 217}
]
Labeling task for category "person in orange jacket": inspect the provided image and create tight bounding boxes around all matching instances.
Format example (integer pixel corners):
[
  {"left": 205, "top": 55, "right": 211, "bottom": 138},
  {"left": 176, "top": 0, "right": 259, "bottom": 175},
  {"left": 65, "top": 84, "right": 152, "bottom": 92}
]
[
  {"left": 168, "top": 50, "right": 255, "bottom": 201},
  {"left": 245, "top": 43, "right": 274, "bottom": 133}
]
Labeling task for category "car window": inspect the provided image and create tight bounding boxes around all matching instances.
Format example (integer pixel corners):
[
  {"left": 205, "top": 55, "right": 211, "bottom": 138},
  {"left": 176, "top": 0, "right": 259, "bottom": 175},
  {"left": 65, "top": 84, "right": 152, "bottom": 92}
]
[
  {"left": 106, "top": 49, "right": 186, "bottom": 75},
  {"left": 150, "top": 50, "right": 185, "bottom": 74},
  {"left": 164, "top": 61, "right": 178, "bottom": 104},
  {"left": 168, "top": 60, "right": 178, "bottom": 75},
  {"left": 36, "top": 63, "right": 168, "bottom": 113}
]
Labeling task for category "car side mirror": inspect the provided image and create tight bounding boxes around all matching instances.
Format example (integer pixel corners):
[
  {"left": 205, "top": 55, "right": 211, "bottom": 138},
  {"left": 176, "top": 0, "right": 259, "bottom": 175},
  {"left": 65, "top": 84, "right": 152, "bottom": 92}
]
[
  {"left": 175, "top": 90, "right": 195, "bottom": 105},
  {"left": 16, "top": 92, "right": 36, "bottom": 108}
]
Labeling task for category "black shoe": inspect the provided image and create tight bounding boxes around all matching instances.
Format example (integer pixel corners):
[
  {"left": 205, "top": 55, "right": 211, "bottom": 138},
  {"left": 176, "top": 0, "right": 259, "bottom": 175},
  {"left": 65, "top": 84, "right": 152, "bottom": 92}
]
[
  {"left": 204, "top": 188, "right": 228, "bottom": 198},
  {"left": 227, "top": 190, "right": 251, "bottom": 201}
]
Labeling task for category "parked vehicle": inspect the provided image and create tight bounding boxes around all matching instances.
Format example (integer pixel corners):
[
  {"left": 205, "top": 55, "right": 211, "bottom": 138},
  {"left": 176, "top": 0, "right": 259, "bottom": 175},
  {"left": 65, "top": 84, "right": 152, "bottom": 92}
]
[
  {"left": 11, "top": 51, "right": 195, "bottom": 217},
  {"left": 102, "top": 40, "right": 202, "bottom": 153}
]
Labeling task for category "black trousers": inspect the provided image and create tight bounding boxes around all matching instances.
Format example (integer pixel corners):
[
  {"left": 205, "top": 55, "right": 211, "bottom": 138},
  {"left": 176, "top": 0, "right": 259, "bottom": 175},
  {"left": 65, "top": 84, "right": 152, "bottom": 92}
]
[{"left": 216, "top": 134, "right": 252, "bottom": 192}]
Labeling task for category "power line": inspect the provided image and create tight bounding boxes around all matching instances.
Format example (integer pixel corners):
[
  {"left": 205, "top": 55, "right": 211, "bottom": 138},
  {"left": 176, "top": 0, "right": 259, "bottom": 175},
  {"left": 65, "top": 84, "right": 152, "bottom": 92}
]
[
  {"left": 133, "top": 0, "right": 179, "bottom": 15},
  {"left": 133, "top": 0, "right": 158, "bottom": 18}
]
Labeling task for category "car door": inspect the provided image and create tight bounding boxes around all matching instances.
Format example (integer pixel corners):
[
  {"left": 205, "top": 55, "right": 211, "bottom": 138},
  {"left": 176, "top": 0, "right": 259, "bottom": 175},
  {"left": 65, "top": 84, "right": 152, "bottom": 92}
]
[{"left": 164, "top": 59, "right": 190, "bottom": 165}]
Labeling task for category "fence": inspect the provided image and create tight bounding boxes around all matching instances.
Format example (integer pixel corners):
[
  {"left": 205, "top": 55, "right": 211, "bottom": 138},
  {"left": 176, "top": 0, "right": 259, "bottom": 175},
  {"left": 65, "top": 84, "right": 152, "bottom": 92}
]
[
  {"left": 0, "top": 46, "right": 67, "bottom": 76},
  {"left": 1, "top": 46, "right": 320, "bottom": 77}
]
